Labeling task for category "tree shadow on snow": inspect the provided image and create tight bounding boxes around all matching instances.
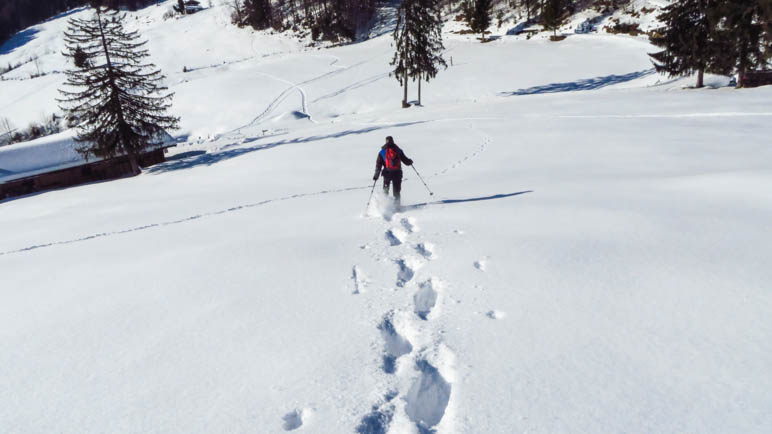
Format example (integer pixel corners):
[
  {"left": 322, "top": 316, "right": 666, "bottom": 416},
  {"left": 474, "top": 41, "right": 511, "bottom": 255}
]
[
  {"left": 148, "top": 121, "right": 428, "bottom": 174},
  {"left": 499, "top": 69, "right": 655, "bottom": 96},
  {"left": 0, "top": 29, "right": 40, "bottom": 55},
  {"left": 402, "top": 191, "right": 533, "bottom": 210}
]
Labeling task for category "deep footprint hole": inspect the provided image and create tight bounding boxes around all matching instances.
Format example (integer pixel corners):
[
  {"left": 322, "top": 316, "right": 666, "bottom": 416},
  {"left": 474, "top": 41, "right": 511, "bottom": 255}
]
[
  {"left": 378, "top": 316, "right": 413, "bottom": 373},
  {"left": 405, "top": 361, "right": 451, "bottom": 431},
  {"left": 282, "top": 409, "right": 303, "bottom": 431}
]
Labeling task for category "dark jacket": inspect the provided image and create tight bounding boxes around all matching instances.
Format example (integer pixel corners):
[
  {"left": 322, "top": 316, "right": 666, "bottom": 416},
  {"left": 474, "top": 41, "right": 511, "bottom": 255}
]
[{"left": 375, "top": 144, "right": 412, "bottom": 177}]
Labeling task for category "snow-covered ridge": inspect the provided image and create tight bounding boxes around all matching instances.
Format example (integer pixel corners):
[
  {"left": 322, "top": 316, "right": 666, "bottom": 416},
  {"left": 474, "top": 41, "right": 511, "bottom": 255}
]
[{"left": 0, "top": 0, "right": 675, "bottom": 141}]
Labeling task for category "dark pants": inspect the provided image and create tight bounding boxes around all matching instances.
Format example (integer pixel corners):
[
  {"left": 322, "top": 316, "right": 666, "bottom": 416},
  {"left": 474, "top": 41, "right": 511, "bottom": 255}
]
[{"left": 382, "top": 170, "right": 402, "bottom": 200}]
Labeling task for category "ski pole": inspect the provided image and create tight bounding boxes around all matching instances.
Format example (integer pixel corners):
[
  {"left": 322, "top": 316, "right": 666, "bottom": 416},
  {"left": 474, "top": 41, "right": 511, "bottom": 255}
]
[
  {"left": 365, "top": 178, "right": 378, "bottom": 211},
  {"left": 411, "top": 165, "right": 434, "bottom": 196}
]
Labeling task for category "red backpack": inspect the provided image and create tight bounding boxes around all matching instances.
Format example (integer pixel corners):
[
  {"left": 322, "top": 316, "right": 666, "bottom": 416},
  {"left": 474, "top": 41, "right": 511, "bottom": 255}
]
[{"left": 380, "top": 147, "right": 401, "bottom": 170}]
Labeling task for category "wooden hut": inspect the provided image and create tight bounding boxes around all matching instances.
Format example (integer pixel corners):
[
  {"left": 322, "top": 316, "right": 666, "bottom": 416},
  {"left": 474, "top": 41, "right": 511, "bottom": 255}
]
[
  {"left": 741, "top": 71, "right": 772, "bottom": 88},
  {"left": 0, "top": 132, "right": 174, "bottom": 201}
]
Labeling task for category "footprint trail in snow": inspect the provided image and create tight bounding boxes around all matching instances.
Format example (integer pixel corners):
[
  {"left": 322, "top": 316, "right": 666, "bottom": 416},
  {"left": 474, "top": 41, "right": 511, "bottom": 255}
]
[{"left": 355, "top": 207, "right": 458, "bottom": 433}]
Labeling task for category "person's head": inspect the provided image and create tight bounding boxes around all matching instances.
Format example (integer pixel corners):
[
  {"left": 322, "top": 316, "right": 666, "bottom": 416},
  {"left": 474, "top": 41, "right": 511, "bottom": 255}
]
[{"left": 385, "top": 136, "right": 395, "bottom": 146}]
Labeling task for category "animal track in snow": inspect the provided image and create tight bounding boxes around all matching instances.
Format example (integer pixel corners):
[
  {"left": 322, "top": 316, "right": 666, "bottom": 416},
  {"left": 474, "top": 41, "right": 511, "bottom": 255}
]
[
  {"left": 431, "top": 142, "right": 486, "bottom": 176},
  {"left": 379, "top": 315, "right": 413, "bottom": 374},
  {"left": 414, "top": 278, "right": 441, "bottom": 321},
  {"left": 405, "top": 360, "right": 452, "bottom": 432},
  {"left": 396, "top": 256, "right": 424, "bottom": 287},
  {"left": 474, "top": 257, "right": 488, "bottom": 271},
  {"left": 415, "top": 242, "right": 436, "bottom": 260},
  {"left": 400, "top": 217, "right": 419, "bottom": 233},
  {"left": 352, "top": 265, "right": 368, "bottom": 294},
  {"left": 282, "top": 408, "right": 313, "bottom": 431},
  {"left": 486, "top": 310, "right": 506, "bottom": 319},
  {"left": 385, "top": 228, "right": 408, "bottom": 246}
]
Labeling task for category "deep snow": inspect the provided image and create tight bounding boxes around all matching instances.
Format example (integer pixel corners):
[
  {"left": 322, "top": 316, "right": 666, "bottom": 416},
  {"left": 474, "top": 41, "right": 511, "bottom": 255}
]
[{"left": 1, "top": 1, "right": 771, "bottom": 433}]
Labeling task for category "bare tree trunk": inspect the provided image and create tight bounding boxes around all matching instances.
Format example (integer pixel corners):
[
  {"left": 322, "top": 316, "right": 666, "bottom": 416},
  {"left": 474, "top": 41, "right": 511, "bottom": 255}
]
[
  {"left": 129, "top": 154, "right": 140, "bottom": 175},
  {"left": 418, "top": 73, "right": 422, "bottom": 105},
  {"left": 696, "top": 68, "right": 704, "bottom": 88},
  {"left": 402, "top": 73, "right": 410, "bottom": 108},
  {"left": 401, "top": 21, "right": 410, "bottom": 108}
]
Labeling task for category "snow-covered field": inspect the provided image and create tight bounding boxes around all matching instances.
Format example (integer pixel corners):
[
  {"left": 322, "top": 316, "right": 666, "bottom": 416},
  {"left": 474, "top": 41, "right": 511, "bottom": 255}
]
[{"left": 1, "top": 1, "right": 771, "bottom": 433}]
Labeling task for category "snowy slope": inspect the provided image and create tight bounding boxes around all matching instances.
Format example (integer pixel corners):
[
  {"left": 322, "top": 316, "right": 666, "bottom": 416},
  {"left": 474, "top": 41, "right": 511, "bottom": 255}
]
[{"left": 2, "top": 1, "right": 772, "bottom": 433}]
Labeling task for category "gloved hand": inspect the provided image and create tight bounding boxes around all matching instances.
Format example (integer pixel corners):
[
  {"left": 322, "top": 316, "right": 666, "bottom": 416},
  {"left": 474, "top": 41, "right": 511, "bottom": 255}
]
[
  {"left": 373, "top": 175, "right": 379, "bottom": 181},
  {"left": 406, "top": 159, "right": 413, "bottom": 166}
]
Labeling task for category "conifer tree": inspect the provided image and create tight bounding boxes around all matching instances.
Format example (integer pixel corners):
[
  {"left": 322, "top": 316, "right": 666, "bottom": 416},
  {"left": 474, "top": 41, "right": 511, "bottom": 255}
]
[
  {"left": 413, "top": 0, "right": 447, "bottom": 105},
  {"left": 391, "top": 0, "right": 447, "bottom": 107},
  {"left": 521, "top": 0, "right": 536, "bottom": 20},
  {"left": 649, "top": 0, "right": 718, "bottom": 88},
  {"left": 391, "top": 0, "right": 417, "bottom": 108},
  {"left": 58, "top": 3, "right": 179, "bottom": 174},
  {"left": 712, "top": 0, "right": 766, "bottom": 87},
  {"left": 72, "top": 46, "right": 89, "bottom": 68},
  {"left": 245, "top": 0, "right": 273, "bottom": 29},
  {"left": 541, "top": 0, "right": 565, "bottom": 37},
  {"left": 764, "top": 1, "right": 772, "bottom": 66},
  {"left": 464, "top": 0, "right": 492, "bottom": 41}
]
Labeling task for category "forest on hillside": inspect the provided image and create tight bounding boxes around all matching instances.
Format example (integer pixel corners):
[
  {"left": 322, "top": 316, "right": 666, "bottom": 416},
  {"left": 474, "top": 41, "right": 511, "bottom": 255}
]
[{"left": 0, "top": 0, "right": 160, "bottom": 47}]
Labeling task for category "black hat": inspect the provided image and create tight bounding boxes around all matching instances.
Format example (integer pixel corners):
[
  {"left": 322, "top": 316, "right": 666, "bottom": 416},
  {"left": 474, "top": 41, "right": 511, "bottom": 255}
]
[{"left": 385, "top": 136, "right": 394, "bottom": 145}]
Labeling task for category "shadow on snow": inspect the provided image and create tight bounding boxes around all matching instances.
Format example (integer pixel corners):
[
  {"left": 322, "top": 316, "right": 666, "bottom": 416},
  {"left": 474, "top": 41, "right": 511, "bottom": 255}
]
[
  {"left": 499, "top": 69, "right": 655, "bottom": 96},
  {"left": 402, "top": 191, "right": 533, "bottom": 210},
  {"left": 0, "top": 29, "right": 40, "bottom": 55},
  {"left": 148, "top": 121, "right": 428, "bottom": 174}
]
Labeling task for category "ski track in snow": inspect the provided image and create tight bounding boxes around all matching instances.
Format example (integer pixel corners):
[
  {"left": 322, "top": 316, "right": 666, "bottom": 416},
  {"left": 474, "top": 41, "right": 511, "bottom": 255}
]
[
  {"left": 558, "top": 112, "right": 772, "bottom": 119},
  {"left": 2, "top": 120, "right": 491, "bottom": 257},
  {"left": 228, "top": 57, "right": 375, "bottom": 135},
  {"left": 0, "top": 185, "right": 370, "bottom": 257},
  {"left": 241, "top": 71, "right": 313, "bottom": 127}
]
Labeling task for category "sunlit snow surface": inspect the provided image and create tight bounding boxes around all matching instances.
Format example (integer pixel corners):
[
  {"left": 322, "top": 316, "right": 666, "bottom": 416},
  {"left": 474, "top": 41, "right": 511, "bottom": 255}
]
[{"left": 1, "top": 1, "right": 771, "bottom": 433}]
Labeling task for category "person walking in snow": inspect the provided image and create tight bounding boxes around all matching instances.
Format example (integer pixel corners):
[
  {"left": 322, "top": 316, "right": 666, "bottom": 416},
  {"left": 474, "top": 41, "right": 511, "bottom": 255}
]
[{"left": 373, "top": 136, "right": 413, "bottom": 205}]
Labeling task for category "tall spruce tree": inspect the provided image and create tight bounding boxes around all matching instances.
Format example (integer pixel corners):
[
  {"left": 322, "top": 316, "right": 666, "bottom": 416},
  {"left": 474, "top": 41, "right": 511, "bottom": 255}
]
[
  {"left": 391, "top": 0, "right": 417, "bottom": 108},
  {"left": 712, "top": 0, "right": 766, "bottom": 87},
  {"left": 245, "top": 0, "right": 273, "bottom": 29},
  {"left": 391, "top": 0, "right": 447, "bottom": 107},
  {"left": 414, "top": 0, "right": 447, "bottom": 105},
  {"left": 521, "top": 0, "right": 536, "bottom": 20},
  {"left": 464, "top": 0, "right": 492, "bottom": 40},
  {"left": 764, "top": 0, "right": 772, "bottom": 66},
  {"left": 649, "top": 0, "right": 718, "bottom": 88},
  {"left": 541, "top": 0, "right": 565, "bottom": 37},
  {"left": 58, "top": 3, "right": 179, "bottom": 174}
]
